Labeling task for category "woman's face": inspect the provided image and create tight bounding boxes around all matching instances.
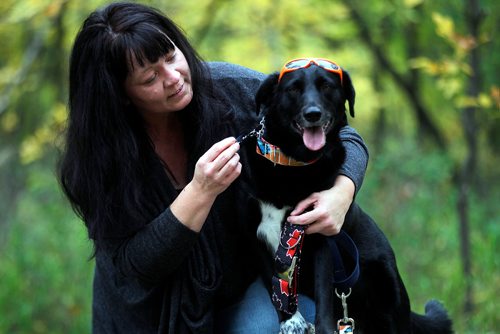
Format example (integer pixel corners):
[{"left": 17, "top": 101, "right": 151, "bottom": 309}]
[{"left": 124, "top": 45, "right": 193, "bottom": 116}]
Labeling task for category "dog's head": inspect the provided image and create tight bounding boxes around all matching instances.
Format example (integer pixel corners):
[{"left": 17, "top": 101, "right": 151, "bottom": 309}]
[{"left": 255, "top": 63, "right": 355, "bottom": 160}]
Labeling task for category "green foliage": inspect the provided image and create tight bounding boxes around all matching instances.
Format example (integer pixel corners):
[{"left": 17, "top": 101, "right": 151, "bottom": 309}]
[
  {"left": 358, "top": 137, "right": 500, "bottom": 332},
  {"left": 0, "top": 163, "right": 94, "bottom": 333},
  {"left": 0, "top": 0, "right": 498, "bottom": 332}
]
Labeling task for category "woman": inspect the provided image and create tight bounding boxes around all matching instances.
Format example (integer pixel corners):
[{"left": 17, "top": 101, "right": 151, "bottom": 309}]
[{"left": 58, "top": 2, "right": 369, "bottom": 333}]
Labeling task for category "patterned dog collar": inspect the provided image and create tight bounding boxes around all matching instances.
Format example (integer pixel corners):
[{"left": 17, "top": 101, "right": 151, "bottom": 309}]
[{"left": 256, "top": 137, "right": 319, "bottom": 167}]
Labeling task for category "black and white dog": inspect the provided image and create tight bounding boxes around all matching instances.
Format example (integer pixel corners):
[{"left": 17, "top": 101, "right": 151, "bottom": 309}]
[{"left": 241, "top": 59, "right": 453, "bottom": 333}]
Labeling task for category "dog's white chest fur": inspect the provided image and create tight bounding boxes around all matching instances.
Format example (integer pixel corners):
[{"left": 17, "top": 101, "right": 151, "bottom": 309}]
[{"left": 256, "top": 201, "right": 291, "bottom": 255}]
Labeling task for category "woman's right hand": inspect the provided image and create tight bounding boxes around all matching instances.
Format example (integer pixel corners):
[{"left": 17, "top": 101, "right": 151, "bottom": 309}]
[
  {"left": 170, "top": 137, "right": 241, "bottom": 232},
  {"left": 192, "top": 137, "right": 242, "bottom": 196}
]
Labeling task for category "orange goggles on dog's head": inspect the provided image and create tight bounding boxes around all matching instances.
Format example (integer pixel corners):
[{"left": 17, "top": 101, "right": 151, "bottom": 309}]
[{"left": 278, "top": 58, "right": 343, "bottom": 84}]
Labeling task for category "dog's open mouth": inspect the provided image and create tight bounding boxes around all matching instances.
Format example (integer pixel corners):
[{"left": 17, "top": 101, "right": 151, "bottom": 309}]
[{"left": 296, "top": 122, "right": 330, "bottom": 151}]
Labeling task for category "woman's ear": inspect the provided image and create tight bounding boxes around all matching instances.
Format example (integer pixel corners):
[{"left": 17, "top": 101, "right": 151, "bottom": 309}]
[
  {"left": 255, "top": 72, "right": 279, "bottom": 116},
  {"left": 342, "top": 70, "right": 355, "bottom": 118}
]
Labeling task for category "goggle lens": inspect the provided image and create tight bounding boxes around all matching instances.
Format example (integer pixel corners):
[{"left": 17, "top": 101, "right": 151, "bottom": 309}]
[
  {"left": 279, "top": 58, "right": 343, "bottom": 83},
  {"left": 285, "top": 59, "right": 311, "bottom": 69}
]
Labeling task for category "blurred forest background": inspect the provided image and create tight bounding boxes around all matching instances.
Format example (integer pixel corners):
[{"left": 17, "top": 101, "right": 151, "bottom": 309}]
[{"left": 0, "top": 0, "right": 498, "bottom": 333}]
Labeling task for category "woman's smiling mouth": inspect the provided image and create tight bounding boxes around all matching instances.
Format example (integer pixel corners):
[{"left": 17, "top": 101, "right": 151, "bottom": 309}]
[{"left": 168, "top": 84, "right": 184, "bottom": 98}]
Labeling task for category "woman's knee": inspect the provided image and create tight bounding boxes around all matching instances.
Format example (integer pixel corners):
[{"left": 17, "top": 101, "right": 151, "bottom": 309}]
[{"left": 215, "top": 277, "right": 316, "bottom": 333}]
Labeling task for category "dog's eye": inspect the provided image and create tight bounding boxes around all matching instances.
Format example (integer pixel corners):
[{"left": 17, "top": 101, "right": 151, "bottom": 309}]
[
  {"left": 286, "top": 86, "right": 300, "bottom": 95},
  {"left": 319, "top": 81, "right": 332, "bottom": 91}
]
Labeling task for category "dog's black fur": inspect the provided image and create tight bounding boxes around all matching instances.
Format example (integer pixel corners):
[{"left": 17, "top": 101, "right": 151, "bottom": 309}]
[{"left": 241, "top": 65, "right": 453, "bottom": 333}]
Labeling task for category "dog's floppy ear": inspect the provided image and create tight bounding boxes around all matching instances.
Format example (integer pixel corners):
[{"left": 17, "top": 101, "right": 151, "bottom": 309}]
[
  {"left": 255, "top": 72, "right": 279, "bottom": 116},
  {"left": 342, "top": 70, "right": 355, "bottom": 118}
]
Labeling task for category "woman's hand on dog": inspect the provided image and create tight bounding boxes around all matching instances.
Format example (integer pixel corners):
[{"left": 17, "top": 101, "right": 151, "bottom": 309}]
[{"left": 287, "top": 175, "right": 355, "bottom": 236}]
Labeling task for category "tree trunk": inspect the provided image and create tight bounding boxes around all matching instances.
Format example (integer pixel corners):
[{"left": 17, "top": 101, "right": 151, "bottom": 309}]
[
  {"left": 371, "top": 72, "right": 387, "bottom": 153},
  {"left": 458, "top": 0, "right": 484, "bottom": 315},
  {"left": 340, "top": 0, "right": 447, "bottom": 149}
]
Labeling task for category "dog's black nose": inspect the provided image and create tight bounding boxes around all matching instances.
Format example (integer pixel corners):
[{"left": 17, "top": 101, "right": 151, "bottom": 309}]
[{"left": 304, "top": 106, "right": 322, "bottom": 122}]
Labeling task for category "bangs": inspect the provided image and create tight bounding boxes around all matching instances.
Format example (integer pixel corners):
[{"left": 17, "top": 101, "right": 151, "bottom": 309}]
[{"left": 119, "top": 24, "right": 175, "bottom": 72}]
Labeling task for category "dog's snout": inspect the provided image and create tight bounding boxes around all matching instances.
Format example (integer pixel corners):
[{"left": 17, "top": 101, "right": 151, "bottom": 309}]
[{"left": 303, "top": 106, "right": 322, "bottom": 122}]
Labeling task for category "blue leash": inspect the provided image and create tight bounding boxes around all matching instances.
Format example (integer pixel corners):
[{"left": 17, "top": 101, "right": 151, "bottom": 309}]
[
  {"left": 328, "top": 230, "right": 360, "bottom": 291},
  {"left": 328, "top": 230, "right": 359, "bottom": 333}
]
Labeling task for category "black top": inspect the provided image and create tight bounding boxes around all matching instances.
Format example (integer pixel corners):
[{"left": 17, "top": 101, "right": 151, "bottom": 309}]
[{"left": 91, "top": 62, "right": 369, "bottom": 333}]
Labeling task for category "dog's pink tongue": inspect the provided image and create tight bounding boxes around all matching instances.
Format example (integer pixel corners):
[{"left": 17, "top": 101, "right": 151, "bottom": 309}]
[{"left": 303, "top": 127, "right": 326, "bottom": 151}]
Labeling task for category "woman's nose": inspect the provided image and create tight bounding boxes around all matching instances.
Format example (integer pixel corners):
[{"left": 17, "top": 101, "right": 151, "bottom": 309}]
[{"left": 161, "top": 65, "right": 180, "bottom": 87}]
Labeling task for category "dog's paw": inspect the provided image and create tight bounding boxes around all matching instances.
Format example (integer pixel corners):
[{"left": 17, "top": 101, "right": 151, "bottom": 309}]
[{"left": 279, "top": 311, "right": 315, "bottom": 334}]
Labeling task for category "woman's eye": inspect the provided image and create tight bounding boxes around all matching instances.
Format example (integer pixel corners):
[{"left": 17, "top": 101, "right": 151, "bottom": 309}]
[
  {"left": 145, "top": 72, "right": 158, "bottom": 84},
  {"left": 165, "top": 53, "right": 176, "bottom": 63}
]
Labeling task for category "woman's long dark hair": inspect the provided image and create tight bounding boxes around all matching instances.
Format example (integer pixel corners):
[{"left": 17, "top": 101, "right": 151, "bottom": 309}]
[{"left": 58, "top": 2, "right": 231, "bottom": 244}]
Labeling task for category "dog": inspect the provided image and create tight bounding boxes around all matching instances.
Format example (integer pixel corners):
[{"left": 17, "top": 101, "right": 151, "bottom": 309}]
[{"left": 240, "top": 59, "right": 453, "bottom": 333}]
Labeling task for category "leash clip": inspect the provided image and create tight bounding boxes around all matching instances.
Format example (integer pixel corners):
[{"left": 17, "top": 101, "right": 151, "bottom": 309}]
[
  {"left": 237, "top": 117, "right": 265, "bottom": 143},
  {"left": 336, "top": 288, "right": 355, "bottom": 333},
  {"left": 256, "top": 117, "right": 265, "bottom": 138}
]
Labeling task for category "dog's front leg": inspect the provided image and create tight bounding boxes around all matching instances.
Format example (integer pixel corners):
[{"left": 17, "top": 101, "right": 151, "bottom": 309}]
[{"left": 257, "top": 202, "right": 314, "bottom": 334}]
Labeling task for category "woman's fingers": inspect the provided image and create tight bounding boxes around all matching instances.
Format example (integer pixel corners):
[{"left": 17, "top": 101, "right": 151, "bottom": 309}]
[
  {"left": 193, "top": 137, "right": 242, "bottom": 196},
  {"left": 202, "top": 137, "right": 237, "bottom": 162},
  {"left": 212, "top": 142, "right": 240, "bottom": 175}
]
